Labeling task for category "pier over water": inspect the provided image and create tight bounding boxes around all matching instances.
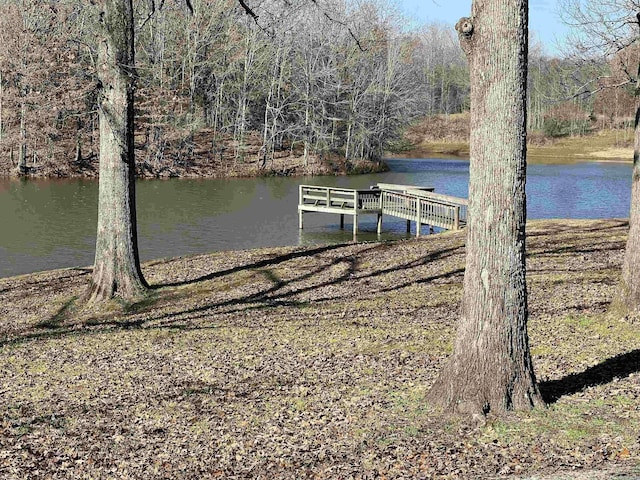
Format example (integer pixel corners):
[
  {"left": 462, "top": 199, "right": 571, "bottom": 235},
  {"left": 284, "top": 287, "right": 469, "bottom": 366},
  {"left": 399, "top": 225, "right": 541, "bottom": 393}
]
[{"left": 298, "top": 184, "right": 468, "bottom": 237}]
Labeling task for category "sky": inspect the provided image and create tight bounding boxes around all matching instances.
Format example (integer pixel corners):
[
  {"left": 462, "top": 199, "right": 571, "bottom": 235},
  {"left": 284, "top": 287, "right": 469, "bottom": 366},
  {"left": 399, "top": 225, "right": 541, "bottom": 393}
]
[{"left": 397, "top": 0, "right": 570, "bottom": 55}]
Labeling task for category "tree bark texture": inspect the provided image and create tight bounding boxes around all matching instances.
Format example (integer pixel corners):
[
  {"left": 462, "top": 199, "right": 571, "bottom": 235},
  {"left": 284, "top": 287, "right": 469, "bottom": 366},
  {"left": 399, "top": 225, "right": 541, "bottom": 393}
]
[
  {"left": 616, "top": 15, "right": 640, "bottom": 315},
  {"left": 427, "top": 0, "right": 544, "bottom": 414},
  {"left": 89, "top": 0, "right": 147, "bottom": 302},
  {"left": 618, "top": 99, "right": 640, "bottom": 312}
]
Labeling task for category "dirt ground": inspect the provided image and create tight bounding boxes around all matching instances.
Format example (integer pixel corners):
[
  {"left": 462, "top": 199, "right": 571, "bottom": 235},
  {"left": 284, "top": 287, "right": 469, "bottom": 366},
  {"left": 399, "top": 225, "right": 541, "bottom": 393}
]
[{"left": 1, "top": 219, "right": 639, "bottom": 479}]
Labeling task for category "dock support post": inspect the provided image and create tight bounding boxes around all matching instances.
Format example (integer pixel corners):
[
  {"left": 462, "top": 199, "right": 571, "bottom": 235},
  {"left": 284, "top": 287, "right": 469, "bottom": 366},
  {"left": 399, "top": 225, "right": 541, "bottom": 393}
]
[
  {"left": 377, "top": 213, "right": 382, "bottom": 234},
  {"left": 406, "top": 220, "right": 411, "bottom": 233},
  {"left": 353, "top": 214, "right": 358, "bottom": 236},
  {"left": 340, "top": 214, "right": 344, "bottom": 229},
  {"left": 416, "top": 200, "right": 422, "bottom": 238},
  {"left": 299, "top": 209, "right": 303, "bottom": 229}
]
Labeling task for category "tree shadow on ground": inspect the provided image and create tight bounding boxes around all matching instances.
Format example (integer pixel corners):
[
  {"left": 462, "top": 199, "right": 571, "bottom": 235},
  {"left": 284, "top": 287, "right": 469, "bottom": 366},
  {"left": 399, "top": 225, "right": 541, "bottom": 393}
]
[
  {"left": 526, "top": 219, "right": 628, "bottom": 238},
  {"left": 155, "top": 243, "right": 354, "bottom": 288},
  {"left": 526, "top": 220, "right": 627, "bottom": 258},
  {"left": 539, "top": 348, "right": 640, "bottom": 404},
  {"left": 143, "top": 243, "right": 464, "bottom": 324},
  {"left": 0, "top": 241, "right": 465, "bottom": 348},
  {"left": 0, "top": 315, "right": 219, "bottom": 349},
  {"left": 0, "top": 268, "right": 91, "bottom": 295},
  {"left": 528, "top": 242, "right": 626, "bottom": 258}
]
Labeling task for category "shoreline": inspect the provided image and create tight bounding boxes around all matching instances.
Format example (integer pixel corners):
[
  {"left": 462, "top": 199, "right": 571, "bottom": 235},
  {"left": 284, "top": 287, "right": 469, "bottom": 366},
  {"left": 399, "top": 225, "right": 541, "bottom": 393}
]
[
  {"left": 1, "top": 149, "right": 390, "bottom": 180},
  {"left": 4, "top": 132, "right": 633, "bottom": 179},
  {"left": 2, "top": 151, "right": 631, "bottom": 183},
  {"left": 389, "top": 144, "right": 634, "bottom": 164},
  {"left": 0, "top": 218, "right": 629, "bottom": 283}
]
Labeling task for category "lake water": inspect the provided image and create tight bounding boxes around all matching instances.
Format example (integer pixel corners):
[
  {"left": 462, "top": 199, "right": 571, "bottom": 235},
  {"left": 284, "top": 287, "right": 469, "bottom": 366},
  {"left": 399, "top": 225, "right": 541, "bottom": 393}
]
[{"left": 0, "top": 158, "right": 632, "bottom": 279}]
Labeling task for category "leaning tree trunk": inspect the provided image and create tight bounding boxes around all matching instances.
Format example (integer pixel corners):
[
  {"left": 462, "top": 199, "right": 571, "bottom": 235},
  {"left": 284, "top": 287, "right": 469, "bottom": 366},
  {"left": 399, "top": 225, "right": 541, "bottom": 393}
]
[
  {"left": 427, "top": 0, "right": 544, "bottom": 414},
  {"left": 617, "top": 96, "right": 640, "bottom": 313},
  {"left": 89, "top": 0, "right": 147, "bottom": 303},
  {"left": 614, "top": 16, "right": 640, "bottom": 315}
]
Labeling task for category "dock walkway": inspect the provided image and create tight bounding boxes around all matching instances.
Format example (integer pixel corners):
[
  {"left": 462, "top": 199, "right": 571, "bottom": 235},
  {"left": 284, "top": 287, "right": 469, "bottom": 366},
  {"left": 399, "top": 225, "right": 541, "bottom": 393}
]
[{"left": 298, "top": 184, "right": 467, "bottom": 237}]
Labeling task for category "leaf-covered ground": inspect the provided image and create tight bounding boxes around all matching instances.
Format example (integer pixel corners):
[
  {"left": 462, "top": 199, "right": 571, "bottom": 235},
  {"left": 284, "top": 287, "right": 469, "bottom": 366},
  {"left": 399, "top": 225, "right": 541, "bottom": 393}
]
[{"left": 1, "top": 219, "right": 639, "bottom": 479}]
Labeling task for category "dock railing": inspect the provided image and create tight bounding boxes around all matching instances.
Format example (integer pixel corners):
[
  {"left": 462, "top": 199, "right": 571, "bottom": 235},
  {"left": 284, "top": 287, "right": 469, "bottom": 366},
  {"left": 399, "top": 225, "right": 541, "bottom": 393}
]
[
  {"left": 380, "top": 189, "right": 467, "bottom": 231},
  {"left": 298, "top": 185, "right": 383, "bottom": 234},
  {"left": 298, "top": 185, "right": 381, "bottom": 213},
  {"left": 408, "top": 189, "right": 468, "bottom": 230},
  {"left": 298, "top": 184, "right": 467, "bottom": 236}
]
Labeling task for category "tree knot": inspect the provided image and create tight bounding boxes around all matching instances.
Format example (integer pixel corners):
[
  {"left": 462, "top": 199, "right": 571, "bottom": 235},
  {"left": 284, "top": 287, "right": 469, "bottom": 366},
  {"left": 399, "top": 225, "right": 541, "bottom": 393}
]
[
  {"left": 456, "top": 17, "right": 474, "bottom": 37},
  {"left": 455, "top": 17, "right": 474, "bottom": 56}
]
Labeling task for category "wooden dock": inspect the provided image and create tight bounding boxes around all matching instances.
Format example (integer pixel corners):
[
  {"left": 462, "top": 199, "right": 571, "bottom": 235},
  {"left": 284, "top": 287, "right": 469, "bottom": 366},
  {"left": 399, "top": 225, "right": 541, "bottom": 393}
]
[{"left": 298, "top": 184, "right": 467, "bottom": 237}]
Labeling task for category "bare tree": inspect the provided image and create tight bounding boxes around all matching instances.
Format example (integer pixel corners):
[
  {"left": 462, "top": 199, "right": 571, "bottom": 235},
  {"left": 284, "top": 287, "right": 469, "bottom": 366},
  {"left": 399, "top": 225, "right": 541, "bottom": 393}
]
[
  {"left": 561, "top": 1, "right": 640, "bottom": 315},
  {"left": 427, "top": 0, "right": 544, "bottom": 414}
]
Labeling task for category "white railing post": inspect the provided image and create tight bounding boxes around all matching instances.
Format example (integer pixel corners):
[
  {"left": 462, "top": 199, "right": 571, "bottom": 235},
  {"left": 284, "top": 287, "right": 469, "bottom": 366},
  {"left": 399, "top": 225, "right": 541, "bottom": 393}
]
[
  {"left": 416, "top": 199, "right": 422, "bottom": 238},
  {"left": 377, "top": 191, "right": 384, "bottom": 234},
  {"left": 299, "top": 185, "right": 304, "bottom": 229}
]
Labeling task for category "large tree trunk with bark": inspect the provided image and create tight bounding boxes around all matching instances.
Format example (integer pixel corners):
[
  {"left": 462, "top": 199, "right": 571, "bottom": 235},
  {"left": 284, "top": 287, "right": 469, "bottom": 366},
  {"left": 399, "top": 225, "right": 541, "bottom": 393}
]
[
  {"left": 614, "top": 16, "right": 640, "bottom": 315},
  {"left": 427, "top": 0, "right": 544, "bottom": 414},
  {"left": 617, "top": 100, "right": 640, "bottom": 313},
  {"left": 89, "top": 0, "right": 147, "bottom": 303}
]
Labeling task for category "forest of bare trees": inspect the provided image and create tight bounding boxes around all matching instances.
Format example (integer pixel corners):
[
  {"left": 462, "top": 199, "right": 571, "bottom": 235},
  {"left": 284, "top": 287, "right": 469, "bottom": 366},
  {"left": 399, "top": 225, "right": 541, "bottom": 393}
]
[
  {"left": 0, "top": 0, "right": 456, "bottom": 177},
  {"left": 0, "top": 0, "right": 633, "bottom": 178}
]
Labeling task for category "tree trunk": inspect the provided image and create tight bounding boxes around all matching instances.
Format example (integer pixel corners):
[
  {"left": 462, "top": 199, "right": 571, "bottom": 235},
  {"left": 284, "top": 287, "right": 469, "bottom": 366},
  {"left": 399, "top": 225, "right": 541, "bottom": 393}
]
[
  {"left": 427, "top": 0, "right": 543, "bottom": 415},
  {"left": 303, "top": 80, "right": 310, "bottom": 166},
  {"left": 0, "top": 70, "right": 3, "bottom": 141},
  {"left": 345, "top": 122, "right": 351, "bottom": 161},
  {"left": 262, "top": 50, "right": 280, "bottom": 169},
  {"left": 616, "top": 99, "right": 640, "bottom": 312},
  {"left": 89, "top": 0, "right": 147, "bottom": 303},
  {"left": 18, "top": 100, "right": 27, "bottom": 175},
  {"left": 614, "top": 17, "right": 640, "bottom": 314}
]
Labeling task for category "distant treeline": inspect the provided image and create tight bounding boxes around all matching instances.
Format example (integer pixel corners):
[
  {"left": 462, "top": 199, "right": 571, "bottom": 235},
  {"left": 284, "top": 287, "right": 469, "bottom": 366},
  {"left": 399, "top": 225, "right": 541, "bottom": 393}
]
[{"left": 0, "top": 0, "right": 633, "bottom": 177}]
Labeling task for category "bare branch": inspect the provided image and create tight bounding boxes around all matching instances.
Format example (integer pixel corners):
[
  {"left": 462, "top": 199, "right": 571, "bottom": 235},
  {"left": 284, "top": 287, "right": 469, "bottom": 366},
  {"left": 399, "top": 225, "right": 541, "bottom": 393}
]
[
  {"left": 573, "top": 78, "right": 633, "bottom": 100},
  {"left": 137, "top": 0, "right": 156, "bottom": 31},
  {"left": 309, "top": 0, "right": 365, "bottom": 51},
  {"left": 238, "top": 0, "right": 259, "bottom": 22}
]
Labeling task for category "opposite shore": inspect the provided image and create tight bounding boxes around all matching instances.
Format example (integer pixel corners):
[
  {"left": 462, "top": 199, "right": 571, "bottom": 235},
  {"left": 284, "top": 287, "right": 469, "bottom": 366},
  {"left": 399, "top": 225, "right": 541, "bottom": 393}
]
[
  {"left": 390, "top": 114, "right": 635, "bottom": 164},
  {"left": 3, "top": 116, "right": 635, "bottom": 179},
  {"left": 390, "top": 135, "right": 634, "bottom": 164}
]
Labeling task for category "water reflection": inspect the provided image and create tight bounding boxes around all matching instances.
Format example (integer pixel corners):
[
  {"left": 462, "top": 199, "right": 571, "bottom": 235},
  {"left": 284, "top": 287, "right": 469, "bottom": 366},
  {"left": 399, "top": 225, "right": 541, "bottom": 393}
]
[{"left": 0, "top": 158, "right": 632, "bottom": 278}]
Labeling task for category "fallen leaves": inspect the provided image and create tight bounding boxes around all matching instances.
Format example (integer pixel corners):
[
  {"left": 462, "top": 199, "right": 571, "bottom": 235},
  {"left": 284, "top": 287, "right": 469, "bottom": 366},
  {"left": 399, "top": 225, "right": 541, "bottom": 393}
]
[{"left": 0, "top": 219, "right": 638, "bottom": 478}]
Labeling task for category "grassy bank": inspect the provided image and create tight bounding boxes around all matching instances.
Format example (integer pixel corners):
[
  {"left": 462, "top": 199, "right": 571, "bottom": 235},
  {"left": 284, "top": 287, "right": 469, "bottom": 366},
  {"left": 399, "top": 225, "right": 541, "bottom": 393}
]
[
  {"left": 1, "top": 220, "right": 639, "bottom": 478},
  {"left": 527, "top": 130, "right": 634, "bottom": 163},
  {"left": 392, "top": 114, "right": 634, "bottom": 163}
]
